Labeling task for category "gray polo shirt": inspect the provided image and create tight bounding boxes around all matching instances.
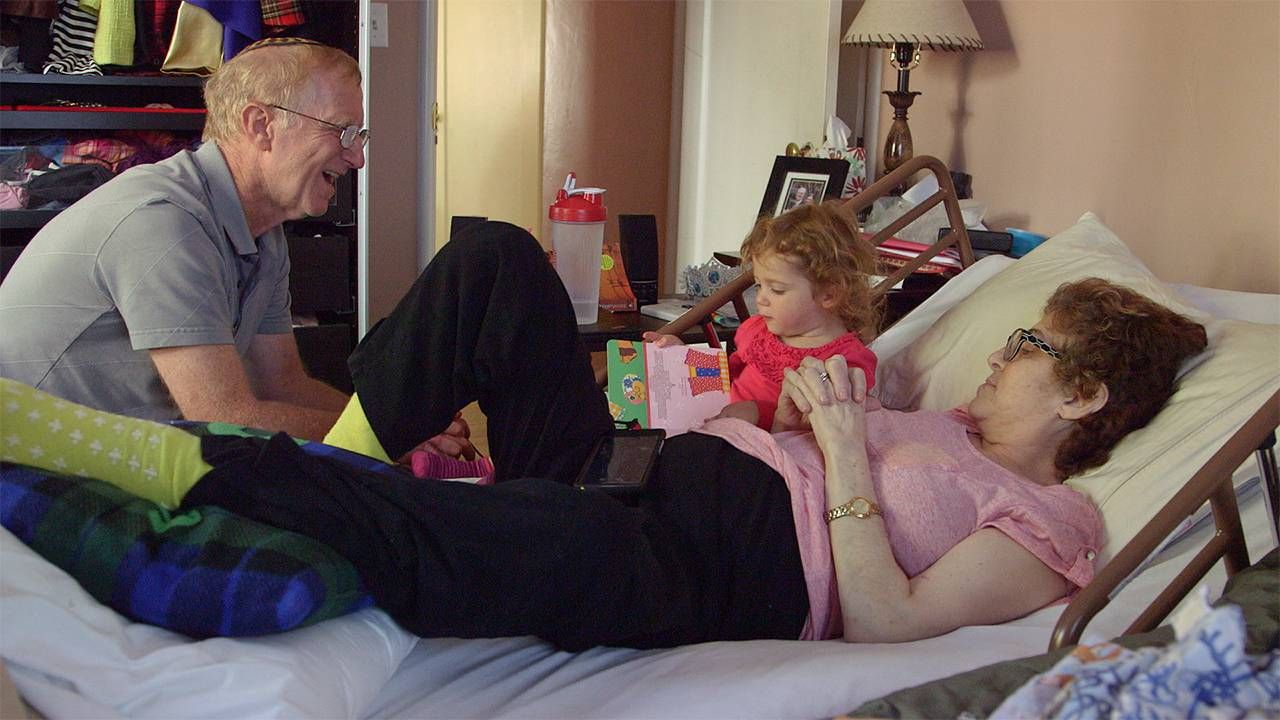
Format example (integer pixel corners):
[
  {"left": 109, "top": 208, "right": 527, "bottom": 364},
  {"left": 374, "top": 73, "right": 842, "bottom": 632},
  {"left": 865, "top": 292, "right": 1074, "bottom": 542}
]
[{"left": 0, "top": 141, "right": 293, "bottom": 420}]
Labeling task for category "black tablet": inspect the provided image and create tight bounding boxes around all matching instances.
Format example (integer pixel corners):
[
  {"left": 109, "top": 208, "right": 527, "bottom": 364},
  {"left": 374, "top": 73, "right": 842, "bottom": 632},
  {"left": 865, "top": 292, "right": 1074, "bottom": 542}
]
[{"left": 573, "top": 429, "right": 665, "bottom": 496}]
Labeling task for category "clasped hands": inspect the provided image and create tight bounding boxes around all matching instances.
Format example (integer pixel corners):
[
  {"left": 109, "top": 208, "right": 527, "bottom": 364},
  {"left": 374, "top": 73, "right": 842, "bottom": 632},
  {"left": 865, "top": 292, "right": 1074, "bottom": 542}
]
[{"left": 773, "top": 356, "right": 870, "bottom": 446}]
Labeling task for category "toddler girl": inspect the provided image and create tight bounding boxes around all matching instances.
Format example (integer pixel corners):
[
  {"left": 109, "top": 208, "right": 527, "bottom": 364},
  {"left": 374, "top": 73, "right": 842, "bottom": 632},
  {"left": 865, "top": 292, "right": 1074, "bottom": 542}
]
[{"left": 646, "top": 201, "right": 881, "bottom": 430}]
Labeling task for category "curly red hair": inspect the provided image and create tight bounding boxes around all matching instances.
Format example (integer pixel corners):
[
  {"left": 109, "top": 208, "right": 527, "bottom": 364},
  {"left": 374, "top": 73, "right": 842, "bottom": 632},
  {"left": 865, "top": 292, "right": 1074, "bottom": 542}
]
[
  {"left": 739, "top": 201, "right": 881, "bottom": 340},
  {"left": 1045, "top": 279, "right": 1207, "bottom": 479}
]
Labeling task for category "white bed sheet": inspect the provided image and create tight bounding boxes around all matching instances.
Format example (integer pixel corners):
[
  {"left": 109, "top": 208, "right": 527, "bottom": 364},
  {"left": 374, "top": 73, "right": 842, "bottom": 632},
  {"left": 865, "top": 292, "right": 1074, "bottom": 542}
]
[{"left": 0, "top": 524, "right": 418, "bottom": 719}]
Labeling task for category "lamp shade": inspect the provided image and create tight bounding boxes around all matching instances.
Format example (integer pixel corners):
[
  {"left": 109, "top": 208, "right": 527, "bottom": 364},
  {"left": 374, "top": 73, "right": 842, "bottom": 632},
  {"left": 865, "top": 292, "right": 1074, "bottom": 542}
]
[{"left": 842, "top": 0, "right": 982, "bottom": 51}]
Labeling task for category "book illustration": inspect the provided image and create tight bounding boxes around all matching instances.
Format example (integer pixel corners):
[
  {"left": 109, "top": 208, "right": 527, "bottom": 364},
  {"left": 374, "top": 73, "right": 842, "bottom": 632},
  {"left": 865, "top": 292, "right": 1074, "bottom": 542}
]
[
  {"left": 683, "top": 348, "right": 731, "bottom": 396},
  {"left": 619, "top": 373, "right": 646, "bottom": 403},
  {"left": 606, "top": 340, "right": 731, "bottom": 435}
]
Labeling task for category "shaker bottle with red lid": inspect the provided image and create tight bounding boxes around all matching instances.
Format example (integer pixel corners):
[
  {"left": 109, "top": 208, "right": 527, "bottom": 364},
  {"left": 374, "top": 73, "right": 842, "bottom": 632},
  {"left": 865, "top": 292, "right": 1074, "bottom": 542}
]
[{"left": 549, "top": 173, "right": 607, "bottom": 324}]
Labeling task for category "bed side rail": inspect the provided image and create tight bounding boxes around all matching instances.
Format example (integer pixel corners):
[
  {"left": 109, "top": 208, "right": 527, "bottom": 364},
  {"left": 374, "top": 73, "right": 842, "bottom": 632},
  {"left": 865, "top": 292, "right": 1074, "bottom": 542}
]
[
  {"left": 1049, "top": 389, "right": 1280, "bottom": 651},
  {"left": 651, "top": 155, "right": 975, "bottom": 341},
  {"left": 591, "top": 156, "right": 974, "bottom": 387},
  {"left": 843, "top": 155, "right": 975, "bottom": 296}
]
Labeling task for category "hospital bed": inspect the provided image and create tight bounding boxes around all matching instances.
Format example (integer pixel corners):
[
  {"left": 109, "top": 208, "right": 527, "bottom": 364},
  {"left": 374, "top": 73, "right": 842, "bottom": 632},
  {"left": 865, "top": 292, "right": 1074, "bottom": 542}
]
[{"left": 1, "top": 158, "right": 1277, "bottom": 719}]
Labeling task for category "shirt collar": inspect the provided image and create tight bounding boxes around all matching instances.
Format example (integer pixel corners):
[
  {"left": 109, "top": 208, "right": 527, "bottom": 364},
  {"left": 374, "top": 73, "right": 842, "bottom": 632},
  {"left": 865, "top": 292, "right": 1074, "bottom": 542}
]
[{"left": 193, "top": 141, "right": 260, "bottom": 257}]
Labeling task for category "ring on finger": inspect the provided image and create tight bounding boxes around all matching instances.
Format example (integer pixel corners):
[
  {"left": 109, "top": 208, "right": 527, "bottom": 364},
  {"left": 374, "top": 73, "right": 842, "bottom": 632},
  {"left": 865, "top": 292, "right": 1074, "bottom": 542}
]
[{"left": 817, "top": 371, "right": 831, "bottom": 385}]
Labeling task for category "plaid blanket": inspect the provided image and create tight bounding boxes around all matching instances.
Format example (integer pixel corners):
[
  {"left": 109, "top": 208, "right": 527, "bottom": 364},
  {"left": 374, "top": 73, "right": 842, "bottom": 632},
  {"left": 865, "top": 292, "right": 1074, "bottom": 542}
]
[{"left": 0, "top": 463, "right": 372, "bottom": 638}]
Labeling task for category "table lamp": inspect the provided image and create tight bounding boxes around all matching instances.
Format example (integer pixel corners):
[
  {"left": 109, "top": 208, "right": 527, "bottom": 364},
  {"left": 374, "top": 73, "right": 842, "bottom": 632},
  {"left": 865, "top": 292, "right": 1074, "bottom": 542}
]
[{"left": 842, "top": 0, "right": 982, "bottom": 179}]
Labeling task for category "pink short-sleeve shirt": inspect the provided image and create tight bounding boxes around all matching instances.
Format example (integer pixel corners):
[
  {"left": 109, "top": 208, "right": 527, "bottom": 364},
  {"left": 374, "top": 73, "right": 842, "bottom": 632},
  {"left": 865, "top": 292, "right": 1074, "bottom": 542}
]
[{"left": 696, "top": 408, "right": 1103, "bottom": 640}]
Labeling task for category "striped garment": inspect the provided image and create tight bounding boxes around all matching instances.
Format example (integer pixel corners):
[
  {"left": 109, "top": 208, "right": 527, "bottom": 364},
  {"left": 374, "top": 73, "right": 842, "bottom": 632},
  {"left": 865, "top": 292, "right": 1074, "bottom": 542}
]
[
  {"left": 0, "top": 462, "right": 373, "bottom": 638},
  {"left": 43, "top": 0, "right": 101, "bottom": 75}
]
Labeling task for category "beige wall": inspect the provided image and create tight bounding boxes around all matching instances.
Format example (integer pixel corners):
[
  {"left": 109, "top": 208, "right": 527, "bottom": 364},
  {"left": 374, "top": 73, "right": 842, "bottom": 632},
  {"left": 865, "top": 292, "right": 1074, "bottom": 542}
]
[
  {"left": 886, "top": 0, "right": 1279, "bottom": 293},
  {"left": 542, "top": 0, "right": 676, "bottom": 273},
  {"left": 435, "top": 0, "right": 544, "bottom": 249},
  {"left": 367, "top": 0, "right": 427, "bottom": 323}
]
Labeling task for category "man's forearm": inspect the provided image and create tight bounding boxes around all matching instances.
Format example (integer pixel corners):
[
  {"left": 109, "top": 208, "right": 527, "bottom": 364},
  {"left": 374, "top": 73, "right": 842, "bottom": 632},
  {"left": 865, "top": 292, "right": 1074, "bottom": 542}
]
[
  {"left": 206, "top": 399, "right": 341, "bottom": 442},
  {"left": 272, "top": 375, "right": 350, "bottom": 412}
]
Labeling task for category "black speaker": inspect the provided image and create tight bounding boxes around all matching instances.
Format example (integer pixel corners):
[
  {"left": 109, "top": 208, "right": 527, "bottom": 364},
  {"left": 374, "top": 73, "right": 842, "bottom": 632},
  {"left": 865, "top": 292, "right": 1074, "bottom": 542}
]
[
  {"left": 287, "top": 234, "right": 353, "bottom": 313},
  {"left": 618, "top": 214, "right": 659, "bottom": 306},
  {"left": 450, "top": 216, "right": 487, "bottom": 240}
]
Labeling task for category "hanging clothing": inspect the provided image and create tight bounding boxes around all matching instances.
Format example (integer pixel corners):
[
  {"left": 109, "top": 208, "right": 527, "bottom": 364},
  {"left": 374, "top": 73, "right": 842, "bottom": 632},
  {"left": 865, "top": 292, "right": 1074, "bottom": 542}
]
[
  {"left": 187, "top": 0, "right": 260, "bottom": 60},
  {"left": 80, "top": 0, "right": 134, "bottom": 66},
  {"left": 43, "top": 0, "right": 101, "bottom": 75},
  {"left": 260, "top": 0, "right": 304, "bottom": 27},
  {"left": 161, "top": 1, "right": 222, "bottom": 75},
  {"left": 134, "top": 0, "right": 182, "bottom": 69}
]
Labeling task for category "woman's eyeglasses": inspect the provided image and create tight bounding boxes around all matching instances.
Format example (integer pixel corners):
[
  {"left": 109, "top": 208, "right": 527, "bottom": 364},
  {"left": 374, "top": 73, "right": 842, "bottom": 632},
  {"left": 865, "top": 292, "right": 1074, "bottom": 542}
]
[
  {"left": 1003, "top": 328, "right": 1062, "bottom": 362},
  {"left": 269, "top": 104, "right": 369, "bottom": 149}
]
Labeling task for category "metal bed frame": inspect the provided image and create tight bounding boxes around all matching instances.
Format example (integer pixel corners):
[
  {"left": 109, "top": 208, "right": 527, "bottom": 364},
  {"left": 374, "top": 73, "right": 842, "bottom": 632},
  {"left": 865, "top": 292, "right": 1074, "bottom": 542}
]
[{"left": 647, "top": 154, "right": 1280, "bottom": 652}]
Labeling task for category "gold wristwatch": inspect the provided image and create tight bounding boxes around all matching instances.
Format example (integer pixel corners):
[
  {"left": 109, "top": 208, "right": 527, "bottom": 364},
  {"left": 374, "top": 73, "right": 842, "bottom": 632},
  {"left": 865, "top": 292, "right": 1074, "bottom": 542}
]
[{"left": 824, "top": 496, "right": 882, "bottom": 524}]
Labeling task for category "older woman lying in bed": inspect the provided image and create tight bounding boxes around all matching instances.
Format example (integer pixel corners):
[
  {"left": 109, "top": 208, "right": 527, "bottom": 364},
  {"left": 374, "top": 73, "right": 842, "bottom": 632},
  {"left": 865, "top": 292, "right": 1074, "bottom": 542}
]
[{"left": 0, "top": 222, "right": 1208, "bottom": 650}]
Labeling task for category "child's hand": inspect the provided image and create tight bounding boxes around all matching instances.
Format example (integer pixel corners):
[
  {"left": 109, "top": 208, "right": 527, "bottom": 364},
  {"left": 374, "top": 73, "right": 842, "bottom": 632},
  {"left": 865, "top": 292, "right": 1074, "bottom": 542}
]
[
  {"left": 771, "top": 391, "right": 811, "bottom": 433},
  {"left": 641, "top": 331, "right": 684, "bottom": 348},
  {"left": 709, "top": 400, "right": 758, "bottom": 425},
  {"left": 397, "top": 412, "right": 477, "bottom": 462}
]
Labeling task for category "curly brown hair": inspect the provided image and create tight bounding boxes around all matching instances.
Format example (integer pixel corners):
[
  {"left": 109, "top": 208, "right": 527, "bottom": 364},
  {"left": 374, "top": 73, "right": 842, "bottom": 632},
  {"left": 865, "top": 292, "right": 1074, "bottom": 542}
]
[
  {"left": 1045, "top": 278, "right": 1208, "bottom": 479},
  {"left": 739, "top": 201, "right": 881, "bottom": 339}
]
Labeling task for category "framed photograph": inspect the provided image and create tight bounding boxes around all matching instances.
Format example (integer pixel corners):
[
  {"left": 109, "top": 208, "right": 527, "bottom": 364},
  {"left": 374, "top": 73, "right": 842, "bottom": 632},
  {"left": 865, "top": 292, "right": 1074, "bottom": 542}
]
[{"left": 757, "top": 156, "right": 850, "bottom": 219}]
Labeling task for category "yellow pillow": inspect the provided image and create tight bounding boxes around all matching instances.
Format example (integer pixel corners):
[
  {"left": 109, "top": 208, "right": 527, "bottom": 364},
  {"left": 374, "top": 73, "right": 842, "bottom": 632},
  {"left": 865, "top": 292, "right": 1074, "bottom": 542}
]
[{"left": 876, "top": 212, "right": 1280, "bottom": 565}]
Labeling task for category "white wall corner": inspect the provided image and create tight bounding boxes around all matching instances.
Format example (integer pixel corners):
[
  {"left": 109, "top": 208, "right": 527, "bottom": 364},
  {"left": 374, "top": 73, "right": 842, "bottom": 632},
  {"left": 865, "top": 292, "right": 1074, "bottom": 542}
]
[
  {"left": 823, "top": 0, "right": 842, "bottom": 132},
  {"left": 675, "top": 0, "right": 840, "bottom": 278},
  {"left": 676, "top": 0, "right": 711, "bottom": 287}
]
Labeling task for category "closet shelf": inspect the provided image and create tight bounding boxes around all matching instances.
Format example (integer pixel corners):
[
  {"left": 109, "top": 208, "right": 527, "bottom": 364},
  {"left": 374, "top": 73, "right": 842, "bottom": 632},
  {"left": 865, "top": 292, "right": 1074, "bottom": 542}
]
[{"left": 0, "top": 110, "right": 205, "bottom": 131}]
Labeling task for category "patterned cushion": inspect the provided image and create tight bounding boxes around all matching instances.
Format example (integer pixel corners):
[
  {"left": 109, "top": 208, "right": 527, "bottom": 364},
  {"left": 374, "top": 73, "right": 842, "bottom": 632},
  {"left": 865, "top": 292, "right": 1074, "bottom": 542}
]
[
  {"left": 176, "top": 419, "right": 402, "bottom": 476},
  {"left": 0, "top": 463, "right": 373, "bottom": 638}
]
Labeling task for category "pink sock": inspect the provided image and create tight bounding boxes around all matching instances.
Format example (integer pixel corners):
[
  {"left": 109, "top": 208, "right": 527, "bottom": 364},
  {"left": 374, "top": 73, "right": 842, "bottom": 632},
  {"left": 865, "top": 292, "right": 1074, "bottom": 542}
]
[{"left": 410, "top": 451, "right": 495, "bottom": 485}]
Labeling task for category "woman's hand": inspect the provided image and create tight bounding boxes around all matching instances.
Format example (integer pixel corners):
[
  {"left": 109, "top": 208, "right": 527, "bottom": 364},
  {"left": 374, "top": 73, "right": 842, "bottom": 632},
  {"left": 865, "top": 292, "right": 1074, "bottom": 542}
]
[
  {"left": 641, "top": 331, "right": 684, "bottom": 348},
  {"left": 778, "top": 356, "right": 869, "bottom": 450}
]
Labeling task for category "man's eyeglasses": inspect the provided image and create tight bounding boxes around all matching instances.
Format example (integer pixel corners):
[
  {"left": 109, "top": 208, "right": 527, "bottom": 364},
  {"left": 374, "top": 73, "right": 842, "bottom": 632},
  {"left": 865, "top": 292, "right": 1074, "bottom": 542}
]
[
  {"left": 1003, "top": 328, "right": 1062, "bottom": 362},
  {"left": 269, "top": 104, "right": 369, "bottom": 149}
]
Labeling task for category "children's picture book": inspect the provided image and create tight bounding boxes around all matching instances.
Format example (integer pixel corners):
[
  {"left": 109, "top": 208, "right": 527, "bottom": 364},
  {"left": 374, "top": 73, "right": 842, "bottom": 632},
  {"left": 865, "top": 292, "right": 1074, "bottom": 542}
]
[{"left": 605, "top": 340, "right": 731, "bottom": 435}]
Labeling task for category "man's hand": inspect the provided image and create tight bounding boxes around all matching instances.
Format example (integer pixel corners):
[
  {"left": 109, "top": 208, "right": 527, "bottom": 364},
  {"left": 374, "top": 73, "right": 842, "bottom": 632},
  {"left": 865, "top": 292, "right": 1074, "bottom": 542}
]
[{"left": 641, "top": 331, "right": 684, "bottom": 348}]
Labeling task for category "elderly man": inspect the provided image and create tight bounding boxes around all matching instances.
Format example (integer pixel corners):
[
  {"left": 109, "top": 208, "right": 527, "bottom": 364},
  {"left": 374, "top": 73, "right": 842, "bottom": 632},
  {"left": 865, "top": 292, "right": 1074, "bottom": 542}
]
[{"left": 0, "top": 38, "right": 470, "bottom": 456}]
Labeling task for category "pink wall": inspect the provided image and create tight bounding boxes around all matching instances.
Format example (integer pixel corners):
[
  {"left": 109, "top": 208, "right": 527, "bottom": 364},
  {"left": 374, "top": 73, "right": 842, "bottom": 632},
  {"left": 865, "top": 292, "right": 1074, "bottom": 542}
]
[
  {"left": 543, "top": 0, "right": 676, "bottom": 286},
  {"left": 880, "top": 0, "right": 1278, "bottom": 293},
  {"left": 367, "top": 0, "right": 426, "bottom": 322}
]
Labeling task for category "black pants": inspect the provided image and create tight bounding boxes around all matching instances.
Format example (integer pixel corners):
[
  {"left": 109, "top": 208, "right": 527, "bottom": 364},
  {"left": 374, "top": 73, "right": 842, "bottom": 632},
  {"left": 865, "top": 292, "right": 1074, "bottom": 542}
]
[
  {"left": 184, "top": 222, "right": 808, "bottom": 649},
  {"left": 348, "top": 220, "right": 610, "bottom": 483}
]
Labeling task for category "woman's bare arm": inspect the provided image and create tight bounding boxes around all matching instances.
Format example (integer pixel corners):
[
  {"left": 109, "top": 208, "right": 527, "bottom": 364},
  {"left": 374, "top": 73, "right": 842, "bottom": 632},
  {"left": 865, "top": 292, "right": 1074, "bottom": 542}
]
[{"left": 783, "top": 356, "right": 1069, "bottom": 643}]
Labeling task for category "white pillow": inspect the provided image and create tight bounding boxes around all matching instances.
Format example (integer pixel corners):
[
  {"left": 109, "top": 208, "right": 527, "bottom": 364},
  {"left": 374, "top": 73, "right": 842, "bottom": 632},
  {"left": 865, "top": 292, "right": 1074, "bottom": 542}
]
[
  {"left": 0, "top": 526, "right": 418, "bottom": 719},
  {"left": 874, "top": 212, "right": 1280, "bottom": 566}
]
